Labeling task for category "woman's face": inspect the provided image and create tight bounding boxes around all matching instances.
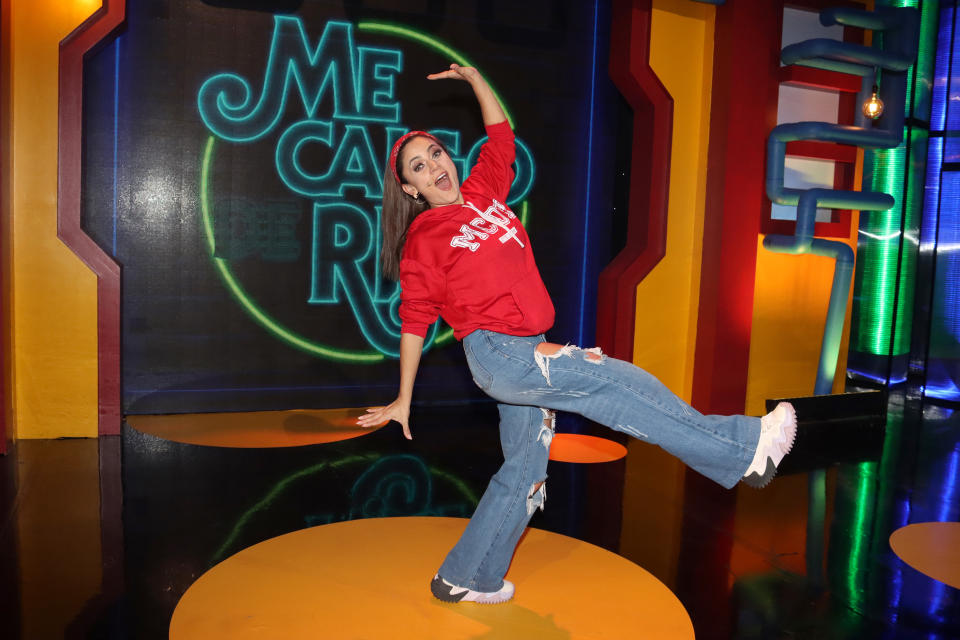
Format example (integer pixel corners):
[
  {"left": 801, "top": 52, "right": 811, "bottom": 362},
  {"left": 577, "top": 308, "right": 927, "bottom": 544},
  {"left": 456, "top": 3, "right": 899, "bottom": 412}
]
[{"left": 399, "top": 136, "right": 463, "bottom": 207}]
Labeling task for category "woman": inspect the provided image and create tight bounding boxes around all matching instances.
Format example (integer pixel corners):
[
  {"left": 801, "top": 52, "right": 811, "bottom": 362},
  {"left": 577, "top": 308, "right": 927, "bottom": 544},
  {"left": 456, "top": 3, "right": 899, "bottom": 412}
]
[{"left": 358, "top": 64, "right": 796, "bottom": 604}]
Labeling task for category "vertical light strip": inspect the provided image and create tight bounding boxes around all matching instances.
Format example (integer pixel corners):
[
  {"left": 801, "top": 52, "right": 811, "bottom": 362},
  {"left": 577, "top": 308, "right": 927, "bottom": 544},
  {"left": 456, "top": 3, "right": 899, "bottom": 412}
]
[
  {"left": 936, "top": 173, "right": 960, "bottom": 342},
  {"left": 578, "top": 0, "right": 600, "bottom": 345},
  {"left": 928, "top": 444, "right": 960, "bottom": 616},
  {"left": 923, "top": 3, "right": 959, "bottom": 400},
  {"left": 914, "top": 0, "right": 941, "bottom": 117},
  {"left": 921, "top": 136, "right": 943, "bottom": 253},
  {"left": 856, "top": 137, "right": 912, "bottom": 357},
  {"left": 846, "top": 461, "right": 877, "bottom": 609},
  {"left": 893, "top": 0, "right": 938, "bottom": 118},
  {"left": 851, "top": 0, "right": 931, "bottom": 370},
  {"left": 839, "top": 0, "right": 931, "bottom": 619},
  {"left": 929, "top": 4, "right": 952, "bottom": 131},
  {"left": 868, "top": 410, "right": 910, "bottom": 613}
]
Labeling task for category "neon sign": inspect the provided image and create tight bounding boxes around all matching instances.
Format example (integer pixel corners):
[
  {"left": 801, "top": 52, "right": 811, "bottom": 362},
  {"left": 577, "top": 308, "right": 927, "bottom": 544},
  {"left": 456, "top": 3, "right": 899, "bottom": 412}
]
[{"left": 198, "top": 17, "right": 535, "bottom": 359}]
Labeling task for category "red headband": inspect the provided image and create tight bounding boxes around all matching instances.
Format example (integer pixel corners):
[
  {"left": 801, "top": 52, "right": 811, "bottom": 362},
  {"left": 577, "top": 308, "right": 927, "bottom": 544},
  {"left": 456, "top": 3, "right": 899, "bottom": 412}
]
[{"left": 389, "top": 130, "right": 441, "bottom": 184}]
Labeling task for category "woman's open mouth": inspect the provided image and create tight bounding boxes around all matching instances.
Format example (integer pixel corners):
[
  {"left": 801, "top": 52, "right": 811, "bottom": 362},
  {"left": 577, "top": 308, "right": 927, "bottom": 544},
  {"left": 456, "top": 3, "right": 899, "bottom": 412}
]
[{"left": 434, "top": 172, "right": 452, "bottom": 190}]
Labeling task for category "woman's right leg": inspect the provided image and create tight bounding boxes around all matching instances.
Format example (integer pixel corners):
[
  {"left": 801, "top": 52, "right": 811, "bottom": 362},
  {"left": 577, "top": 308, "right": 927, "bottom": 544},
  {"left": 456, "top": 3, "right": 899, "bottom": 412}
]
[{"left": 435, "top": 402, "right": 553, "bottom": 595}]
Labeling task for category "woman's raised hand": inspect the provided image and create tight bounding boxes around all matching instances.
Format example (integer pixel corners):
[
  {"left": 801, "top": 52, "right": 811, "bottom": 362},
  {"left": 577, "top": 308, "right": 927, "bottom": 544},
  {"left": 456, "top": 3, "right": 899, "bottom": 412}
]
[
  {"left": 357, "top": 397, "right": 412, "bottom": 440},
  {"left": 427, "top": 63, "right": 507, "bottom": 126},
  {"left": 427, "top": 63, "right": 481, "bottom": 83},
  {"left": 426, "top": 63, "right": 504, "bottom": 126}
]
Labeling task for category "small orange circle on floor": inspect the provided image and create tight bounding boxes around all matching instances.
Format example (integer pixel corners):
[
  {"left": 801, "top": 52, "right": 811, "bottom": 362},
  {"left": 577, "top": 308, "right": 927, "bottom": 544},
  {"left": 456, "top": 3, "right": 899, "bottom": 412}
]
[
  {"left": 889, "top": 521, "right": 960, "bottom": 589},
  {"left": 126, "top": 408, "right": 385, "bottom": 448},
  {"left": 170, "top": 516, "right": 692, "bottom": 639},
  {"left": 549, "top": 433, "right": 628, "bottom": 463}
]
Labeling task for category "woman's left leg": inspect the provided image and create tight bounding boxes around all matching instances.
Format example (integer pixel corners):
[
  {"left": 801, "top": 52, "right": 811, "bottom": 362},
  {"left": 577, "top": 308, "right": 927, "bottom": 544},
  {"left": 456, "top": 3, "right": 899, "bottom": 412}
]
[
  {"left": 468, "top": 332, "right": 761, "bottom": 489},
  {"left": 436, "top": 403, "right": 553, "bottom": 594},
  {"left": 529, "top": 342, "right": 758, "bottom": 488}
]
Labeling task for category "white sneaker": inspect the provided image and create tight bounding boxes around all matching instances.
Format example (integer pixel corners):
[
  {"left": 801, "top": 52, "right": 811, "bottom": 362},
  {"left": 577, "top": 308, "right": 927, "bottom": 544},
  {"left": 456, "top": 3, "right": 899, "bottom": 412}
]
[
  {"left": 430, "top": 574, "right": 515, "bottom": 604},
  {"left": 743, "top": 402, "right": 797, "bottom": 488}
]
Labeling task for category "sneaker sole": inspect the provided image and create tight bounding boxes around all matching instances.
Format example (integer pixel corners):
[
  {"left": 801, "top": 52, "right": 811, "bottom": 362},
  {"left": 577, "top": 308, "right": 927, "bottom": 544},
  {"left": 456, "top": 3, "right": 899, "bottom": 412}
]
[
  {"left": 743, "top": 456, "right": 778, "bottom": 488},
  {"left": 774, "top": 403, "right": 798, "bottom": 459},
  {"left": 744, "top": 404, "right": 798, "bottom": 489},
  {"left": 430, "top": 577, "right": 514, "bottom": 604}
]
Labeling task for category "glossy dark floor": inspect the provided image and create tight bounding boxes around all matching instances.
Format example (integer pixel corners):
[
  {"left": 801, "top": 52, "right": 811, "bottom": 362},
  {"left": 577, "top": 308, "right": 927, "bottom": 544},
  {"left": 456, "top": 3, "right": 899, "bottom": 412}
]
[{"left": 1, "top": 392, "right": 957, "bottom": 639}]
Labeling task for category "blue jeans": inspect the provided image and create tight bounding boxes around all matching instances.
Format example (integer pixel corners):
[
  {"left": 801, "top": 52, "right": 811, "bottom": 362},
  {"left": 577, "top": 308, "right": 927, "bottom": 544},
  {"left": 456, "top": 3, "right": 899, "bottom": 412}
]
[{"left": 437, "top": 329, "right": 761, "bottom": 592}]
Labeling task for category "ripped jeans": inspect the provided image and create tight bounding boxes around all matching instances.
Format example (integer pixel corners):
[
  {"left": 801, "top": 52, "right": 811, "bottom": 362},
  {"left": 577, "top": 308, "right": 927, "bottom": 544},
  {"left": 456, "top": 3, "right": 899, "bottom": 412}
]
[{"left": 437, "top": 329, "right": 761, "bottom": 592}]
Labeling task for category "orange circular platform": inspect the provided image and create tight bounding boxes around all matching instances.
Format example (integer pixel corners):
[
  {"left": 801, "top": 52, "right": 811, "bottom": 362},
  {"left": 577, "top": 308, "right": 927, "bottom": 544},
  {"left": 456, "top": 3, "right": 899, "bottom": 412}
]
[
  {"left": 170, "top": 516, "right": 693, "bottom": 639},
  {"left": 889, "top": 521, "right": 960, "bottom": 589},
  {"left": 126, "top": 408, "right": 384, "bottom": 448},
  {"left": 548, "top": 433, "right": 628, "bottom": 463}
]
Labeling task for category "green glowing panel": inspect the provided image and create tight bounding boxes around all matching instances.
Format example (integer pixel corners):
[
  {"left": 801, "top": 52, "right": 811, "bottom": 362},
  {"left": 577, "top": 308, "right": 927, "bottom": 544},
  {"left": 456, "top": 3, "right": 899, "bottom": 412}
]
[
  {"left": 853, "top": 0, "right": 934, "bottom": 362},
  {"left": 878, "top": 0, "right": 938, "bottom": 119},
  {"left": 827, "top": 409, "right": 903, "bottom": 614},
  {"left": 828, "top": 460, "right": 877, "bottom": 611},
  {"left": 854, "top": 128, "right": 926, "bottom": 356}
]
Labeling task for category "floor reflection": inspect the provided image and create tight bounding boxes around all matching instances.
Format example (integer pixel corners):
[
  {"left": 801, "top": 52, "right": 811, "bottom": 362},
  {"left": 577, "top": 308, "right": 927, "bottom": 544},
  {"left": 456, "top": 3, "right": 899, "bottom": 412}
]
[{"left": 1, "top": 395, "right": 957, "bottom": 638}]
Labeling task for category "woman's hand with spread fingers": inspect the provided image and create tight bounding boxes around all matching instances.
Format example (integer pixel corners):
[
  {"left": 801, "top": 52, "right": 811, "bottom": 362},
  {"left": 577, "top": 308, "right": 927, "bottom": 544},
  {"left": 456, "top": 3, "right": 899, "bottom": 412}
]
[
  {"left": 358, "top": 398, "right": 412, "bottom": 440},
  {"left": 427, "top": 63, "right": 481, "bottom": 83},
  {"left": 426, "top": 64, "right": 505, "bottom": 126}
]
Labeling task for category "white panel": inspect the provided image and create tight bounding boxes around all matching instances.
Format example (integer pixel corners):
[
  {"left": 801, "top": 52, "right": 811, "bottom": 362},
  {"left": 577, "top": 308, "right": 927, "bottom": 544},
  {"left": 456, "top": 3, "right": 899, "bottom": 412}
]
[
  {"left": 771, "top": 157, "right": 836, "bottom": 222},
  {"left": 781, "top": 6, "right": 844, "bottom": 49},
  {"left": 777, "top": 84, "right": 841, "bottom": 125},
  {"left": 772, "top": 7, "right": 848, "bottom": 225}
]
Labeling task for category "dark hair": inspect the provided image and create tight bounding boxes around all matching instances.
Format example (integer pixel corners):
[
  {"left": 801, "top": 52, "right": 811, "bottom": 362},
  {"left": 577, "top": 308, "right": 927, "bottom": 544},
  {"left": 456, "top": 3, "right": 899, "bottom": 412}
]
[{"left": 379, "top": 136, "right": 438, "bottom": 281}]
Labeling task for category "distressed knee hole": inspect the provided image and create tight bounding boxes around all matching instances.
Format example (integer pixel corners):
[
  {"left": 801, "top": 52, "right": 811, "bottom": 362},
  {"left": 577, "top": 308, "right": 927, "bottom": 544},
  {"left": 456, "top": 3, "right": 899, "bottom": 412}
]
[
  {"left": 534, "top": 343, "right": 605, "bottom": 384},
  {"left": 534, "top": 343, "right": 574, "bottom": 385},
  {"left": 536, "top": 342, "right": 567, "bottom": 357},
  {"left": 538, "top": 408, "right": 556, "bottom": 449},
  {"left": 583, "top": 346, "right": 605, "bottom": 363},
  {"left": 526, "top": 480, "right": 547, "bottom": 515}
]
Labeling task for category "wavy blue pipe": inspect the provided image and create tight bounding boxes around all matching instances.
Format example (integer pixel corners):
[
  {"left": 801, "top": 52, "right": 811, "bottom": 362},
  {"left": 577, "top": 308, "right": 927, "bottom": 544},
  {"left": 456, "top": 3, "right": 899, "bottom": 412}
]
[{"left": 765, "top": 6, "right": 918, "bottom": 397}]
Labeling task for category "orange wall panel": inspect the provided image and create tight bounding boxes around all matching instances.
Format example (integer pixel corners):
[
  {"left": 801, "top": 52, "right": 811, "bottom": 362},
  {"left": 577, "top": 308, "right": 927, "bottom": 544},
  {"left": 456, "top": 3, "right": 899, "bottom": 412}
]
[
  {"left": 745, "top": 223, "right": 859, "bottom": 415},
  {"left": 8, "top": 1, "right": 102, "bottom": 438}
]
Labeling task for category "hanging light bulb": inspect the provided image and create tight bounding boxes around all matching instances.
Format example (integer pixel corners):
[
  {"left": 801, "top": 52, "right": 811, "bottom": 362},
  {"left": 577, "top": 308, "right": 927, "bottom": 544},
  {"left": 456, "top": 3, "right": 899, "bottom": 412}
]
[{"left": 863, "top": 84, "right": 884, "bottom": 119}]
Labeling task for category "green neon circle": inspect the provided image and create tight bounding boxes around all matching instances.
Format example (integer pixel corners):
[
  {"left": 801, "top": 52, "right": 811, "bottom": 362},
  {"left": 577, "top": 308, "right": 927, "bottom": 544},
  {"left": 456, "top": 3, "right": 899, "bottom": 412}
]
[
  {"left": 200, "top": 137, "right": 385, "bottom": 362},
  {"left": 202, "top": 23, "right": 530, "bottom": 359}
]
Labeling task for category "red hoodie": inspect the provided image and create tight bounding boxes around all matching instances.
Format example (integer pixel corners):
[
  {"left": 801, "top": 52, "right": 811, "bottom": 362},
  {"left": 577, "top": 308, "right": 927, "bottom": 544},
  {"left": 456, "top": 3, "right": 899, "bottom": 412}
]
[{"left": 398, "top": 121, "right": 555, "bottom": 340}]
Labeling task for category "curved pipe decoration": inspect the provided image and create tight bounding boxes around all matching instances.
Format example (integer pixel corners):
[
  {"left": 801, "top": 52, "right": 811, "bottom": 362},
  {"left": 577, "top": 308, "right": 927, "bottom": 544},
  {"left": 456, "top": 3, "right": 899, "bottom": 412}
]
[{"left": 764, "top": 6, "right": 919, "bottom": 396}]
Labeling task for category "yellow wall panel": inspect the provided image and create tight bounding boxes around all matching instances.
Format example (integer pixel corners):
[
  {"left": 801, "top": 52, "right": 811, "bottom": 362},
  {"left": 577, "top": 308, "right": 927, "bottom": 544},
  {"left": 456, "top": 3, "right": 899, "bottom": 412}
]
[
  {"left": 619, "top": 0, "right": 714, "bottom": 586},
  {"left": 634, "top": 0, "right": 713, "bottom": 400},
  {"left": 9, "top": 1, "right": 102, "bottom": 438}
]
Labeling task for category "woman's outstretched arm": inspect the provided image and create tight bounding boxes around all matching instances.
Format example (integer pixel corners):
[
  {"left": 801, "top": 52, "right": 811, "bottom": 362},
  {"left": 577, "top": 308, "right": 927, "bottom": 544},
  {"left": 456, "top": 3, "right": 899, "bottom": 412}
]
[
  {"left": 357, "top": 332, "right": 424, "bottom": 439},
  {"left": 427, "top": 64, "right": 506, "bottom": 127}
]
